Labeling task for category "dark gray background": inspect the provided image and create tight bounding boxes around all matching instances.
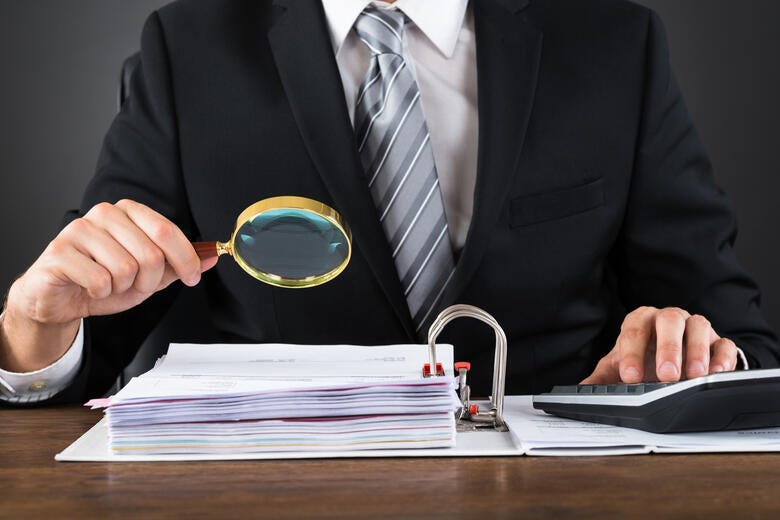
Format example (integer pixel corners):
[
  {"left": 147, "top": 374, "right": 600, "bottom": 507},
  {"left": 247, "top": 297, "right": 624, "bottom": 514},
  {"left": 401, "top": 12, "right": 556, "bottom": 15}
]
[{"left": 2, "top": 1, "right": 779, "bottom": 336}]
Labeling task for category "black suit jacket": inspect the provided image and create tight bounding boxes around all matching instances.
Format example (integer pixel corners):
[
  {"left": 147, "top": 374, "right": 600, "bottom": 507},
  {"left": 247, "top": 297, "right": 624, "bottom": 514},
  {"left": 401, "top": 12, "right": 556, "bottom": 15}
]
[{"left": 49, "top": 0, "right": 779, "bottom": 402}]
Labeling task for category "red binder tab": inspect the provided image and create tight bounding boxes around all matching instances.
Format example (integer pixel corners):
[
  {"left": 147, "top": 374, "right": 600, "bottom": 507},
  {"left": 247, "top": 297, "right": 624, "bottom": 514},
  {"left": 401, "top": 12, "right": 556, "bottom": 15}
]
[{"left": 422, "top": 363, "right": 445, "bottom": 377}]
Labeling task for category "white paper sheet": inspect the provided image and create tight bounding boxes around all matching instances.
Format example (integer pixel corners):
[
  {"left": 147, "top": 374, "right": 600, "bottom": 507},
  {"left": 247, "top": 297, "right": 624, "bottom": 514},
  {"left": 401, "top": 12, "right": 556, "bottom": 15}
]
[
  {"left": 504, "top": 396, "right": 780, "bottom": 455},
  {"left": 104, "top": 343, "right": 457, "bottom": 402},
  {"left": 152, "top": 342, "right": 452, "bottom": 380}
]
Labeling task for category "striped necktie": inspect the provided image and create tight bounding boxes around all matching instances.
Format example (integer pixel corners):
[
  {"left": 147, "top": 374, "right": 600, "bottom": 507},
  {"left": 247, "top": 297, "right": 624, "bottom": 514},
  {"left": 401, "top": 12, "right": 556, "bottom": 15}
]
[{"left": 354, "top": 7, "right": 456, "bottom": 332}]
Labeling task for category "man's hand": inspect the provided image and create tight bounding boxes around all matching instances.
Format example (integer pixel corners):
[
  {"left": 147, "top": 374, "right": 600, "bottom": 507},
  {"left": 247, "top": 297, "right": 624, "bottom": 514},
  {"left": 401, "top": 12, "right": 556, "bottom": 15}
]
[
  {"left": 582, "top": 306, "right": 739, "bottom": 384},
  {"left": 0, "top": 199, "right": 217, "bottom": 372}
]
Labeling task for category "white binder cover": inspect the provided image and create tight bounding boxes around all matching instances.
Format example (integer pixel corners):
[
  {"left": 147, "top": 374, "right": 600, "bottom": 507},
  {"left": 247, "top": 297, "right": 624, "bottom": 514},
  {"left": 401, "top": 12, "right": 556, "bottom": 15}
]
[{"left": 56, "top": 396, "right": 780, "bottom": 461}]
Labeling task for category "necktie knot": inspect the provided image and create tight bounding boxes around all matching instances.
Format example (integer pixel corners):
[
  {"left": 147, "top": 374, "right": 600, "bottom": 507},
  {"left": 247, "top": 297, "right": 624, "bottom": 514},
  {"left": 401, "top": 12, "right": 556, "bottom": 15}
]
[{"left": 354, "top": 6, "right": 406, "bottom": 56}]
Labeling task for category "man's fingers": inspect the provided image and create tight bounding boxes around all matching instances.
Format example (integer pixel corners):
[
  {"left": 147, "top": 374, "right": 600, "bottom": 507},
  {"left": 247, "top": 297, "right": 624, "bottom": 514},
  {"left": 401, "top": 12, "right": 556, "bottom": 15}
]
[
  {"left": 117, "top": 199, "right": 201, "bottom": 287},
  {"left": 616, "top": 307, "right": 656, "bottom": 383},
  {"left": 156, "top": 264, "right": 184, "bottom": 292},
  {"left": 52, "top": 200, "right": 205, "bottom": 301},
  {"left": 152, "top": 258, "right": 216, "bottom": 296},
  {"left": 710, "top": 338, "right": 738, "bottom": 373},
  {"left": 60, "top": 219, "right": 140, "bottom": 296},
  {"left": 85, "top": 203, "right": 167, "bottom": 294},
  {"left": 45, "top": 242, "right": 113, "bottom": 300},
  {"left": 10, "top": 200, "right": 207, "bottom": 329},
  {"left": 683, "top": 315, "right": 712, "bottom": 379},
  {"left": 604, "top": 306, "right": 732, "bottom": 385},
  {"left": 200, "top": 256, "right": 219, "bottom": 273},
  {"left": 581, "top": 354, "right": 620, "bottom": 384},
  {"left": 654, "top": 307, "right": 690, "bottom": 382}
]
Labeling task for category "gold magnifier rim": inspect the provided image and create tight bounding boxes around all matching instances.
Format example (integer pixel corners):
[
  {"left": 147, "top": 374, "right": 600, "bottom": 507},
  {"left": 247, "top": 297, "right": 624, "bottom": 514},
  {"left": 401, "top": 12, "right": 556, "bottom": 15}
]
[{"left": 226, "top": 196, "right": 352, "bottom": 289}]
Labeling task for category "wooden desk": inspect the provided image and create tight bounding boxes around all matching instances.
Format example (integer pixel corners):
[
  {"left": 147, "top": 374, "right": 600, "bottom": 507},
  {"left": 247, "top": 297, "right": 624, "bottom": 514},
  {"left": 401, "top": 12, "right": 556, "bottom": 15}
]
[{"left": 2, "top": 406, "right": 779, "bottom": 519}]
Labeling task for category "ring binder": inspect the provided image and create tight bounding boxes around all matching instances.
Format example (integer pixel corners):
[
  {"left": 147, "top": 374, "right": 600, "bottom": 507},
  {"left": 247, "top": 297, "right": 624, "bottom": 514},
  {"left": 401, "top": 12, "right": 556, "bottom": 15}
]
[{"left": 426, "top": 305, "right": 508, "bottom": 431}]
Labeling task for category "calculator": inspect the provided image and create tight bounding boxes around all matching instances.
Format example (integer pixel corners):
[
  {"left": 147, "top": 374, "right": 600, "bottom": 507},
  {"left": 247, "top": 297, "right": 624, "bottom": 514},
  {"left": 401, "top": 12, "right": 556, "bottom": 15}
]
[{"left": 532, "top": 368, "right": 780, "bottom": 433}]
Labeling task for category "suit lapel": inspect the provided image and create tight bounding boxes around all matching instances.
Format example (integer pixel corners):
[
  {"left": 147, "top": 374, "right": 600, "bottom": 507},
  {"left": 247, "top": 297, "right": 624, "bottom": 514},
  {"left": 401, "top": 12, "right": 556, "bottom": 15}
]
[
  {"left": 268, "top": 0, "right": 417, "bottom": 339},
  {"left": 433, "top": 0, "right": 544, "bottom": 325}
]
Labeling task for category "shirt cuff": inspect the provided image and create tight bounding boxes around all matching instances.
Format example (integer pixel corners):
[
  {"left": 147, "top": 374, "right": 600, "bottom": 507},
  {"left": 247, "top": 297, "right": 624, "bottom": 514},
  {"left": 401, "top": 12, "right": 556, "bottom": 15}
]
[{"left": 0, "top": 317, "right": 84, "bottom": 404}]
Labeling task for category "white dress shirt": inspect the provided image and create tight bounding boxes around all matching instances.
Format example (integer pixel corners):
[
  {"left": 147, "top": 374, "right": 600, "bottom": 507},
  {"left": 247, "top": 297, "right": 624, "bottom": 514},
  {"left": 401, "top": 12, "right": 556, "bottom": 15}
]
[{"left": 324, "top": 0, "right": 477, "bottom": 250}]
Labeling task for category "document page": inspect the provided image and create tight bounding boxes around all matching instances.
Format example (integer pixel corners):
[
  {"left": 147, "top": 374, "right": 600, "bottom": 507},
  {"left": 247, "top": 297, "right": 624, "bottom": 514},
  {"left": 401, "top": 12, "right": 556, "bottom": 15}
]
[
  {"left": 110, "top": 343, "right": 457, "bottom": 401},
  {"left": 503, "top": 396, "right": 780, "bottom": 455},
  {"left": 646, "top": 426, "right": 780, "bottom": 452},
  {"left": 503, "top": 396, "right": 654, "bottom": 455},
  {"left": 155, "top": 342, "right": 452, "bottom": 379}
]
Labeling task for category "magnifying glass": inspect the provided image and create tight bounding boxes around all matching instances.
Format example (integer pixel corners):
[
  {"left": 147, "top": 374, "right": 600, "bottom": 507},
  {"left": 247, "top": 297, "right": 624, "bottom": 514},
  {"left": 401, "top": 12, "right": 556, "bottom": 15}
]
[{"left": 193, "top": 196, "right": 352, "bottom": 288}]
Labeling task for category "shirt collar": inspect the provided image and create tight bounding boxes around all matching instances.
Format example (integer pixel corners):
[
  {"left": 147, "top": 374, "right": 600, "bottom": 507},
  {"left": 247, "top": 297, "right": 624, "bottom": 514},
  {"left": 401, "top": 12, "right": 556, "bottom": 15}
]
[{"left": 321, "top": 0, "right": 469, "bottom": 59}]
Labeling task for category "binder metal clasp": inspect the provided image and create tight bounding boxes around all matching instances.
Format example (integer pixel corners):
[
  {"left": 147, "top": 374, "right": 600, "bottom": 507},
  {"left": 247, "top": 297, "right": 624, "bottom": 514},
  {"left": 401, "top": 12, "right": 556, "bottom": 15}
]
[{"left": 425, "top": 304, "right": 508, "bottom": 432}]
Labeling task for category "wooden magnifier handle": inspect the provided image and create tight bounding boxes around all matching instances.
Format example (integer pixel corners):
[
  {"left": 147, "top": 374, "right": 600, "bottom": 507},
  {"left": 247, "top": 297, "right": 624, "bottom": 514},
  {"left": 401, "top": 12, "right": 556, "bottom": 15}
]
[{"left": 193, "top": 241, "right": 220, "bottom": 260}]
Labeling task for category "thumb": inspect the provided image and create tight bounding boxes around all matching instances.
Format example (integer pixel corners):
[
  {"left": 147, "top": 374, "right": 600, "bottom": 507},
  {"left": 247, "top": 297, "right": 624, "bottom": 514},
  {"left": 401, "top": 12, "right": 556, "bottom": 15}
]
[
  {"left": 156, "top": 258, "right": 216, "bottom": 292},
  {"left": 200, "top": 256, "right": 219, "bottom": 273}
]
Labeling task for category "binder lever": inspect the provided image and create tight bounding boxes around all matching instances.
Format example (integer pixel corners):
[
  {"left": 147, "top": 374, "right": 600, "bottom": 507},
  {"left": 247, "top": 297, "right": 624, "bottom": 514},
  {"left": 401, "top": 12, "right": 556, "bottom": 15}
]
[{"left": 426, "top": 305, "right": 508, "bottom": 432}]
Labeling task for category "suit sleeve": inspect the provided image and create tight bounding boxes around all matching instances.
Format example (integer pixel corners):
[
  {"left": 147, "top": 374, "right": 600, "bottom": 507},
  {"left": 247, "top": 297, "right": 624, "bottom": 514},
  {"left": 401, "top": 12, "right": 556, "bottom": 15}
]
[
  {"left": 43, "top": 11, "right": 197, "bottom": 404},
  {"left": 614, "top": 11, "right": 780, "bottom": 368}
]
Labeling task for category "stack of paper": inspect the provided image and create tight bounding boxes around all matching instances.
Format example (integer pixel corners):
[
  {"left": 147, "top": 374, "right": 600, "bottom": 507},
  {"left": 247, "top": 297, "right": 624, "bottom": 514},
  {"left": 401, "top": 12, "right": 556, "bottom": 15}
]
[
  {"left": 93, "top": 343, "right": 460, "bottom": 455},
  {"left": 63, "top": 395, "right": 780, "bottom": 462}
]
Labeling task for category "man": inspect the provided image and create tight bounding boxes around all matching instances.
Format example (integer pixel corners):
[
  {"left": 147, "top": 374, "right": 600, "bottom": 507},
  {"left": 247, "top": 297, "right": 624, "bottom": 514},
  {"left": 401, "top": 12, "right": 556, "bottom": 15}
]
[{"left": 1, "top": 0, "right": 778, "bottom": 404}]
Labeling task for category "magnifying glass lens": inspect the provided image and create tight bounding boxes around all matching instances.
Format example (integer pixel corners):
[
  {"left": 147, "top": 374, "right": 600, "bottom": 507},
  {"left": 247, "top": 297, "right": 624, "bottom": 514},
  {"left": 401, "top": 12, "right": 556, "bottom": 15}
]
[
  {"left": 193, "top": 196, "right": 351, "bottom": 288},
  {"left": 234, "top": 209, "right": 349, "bottom": 281}
]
